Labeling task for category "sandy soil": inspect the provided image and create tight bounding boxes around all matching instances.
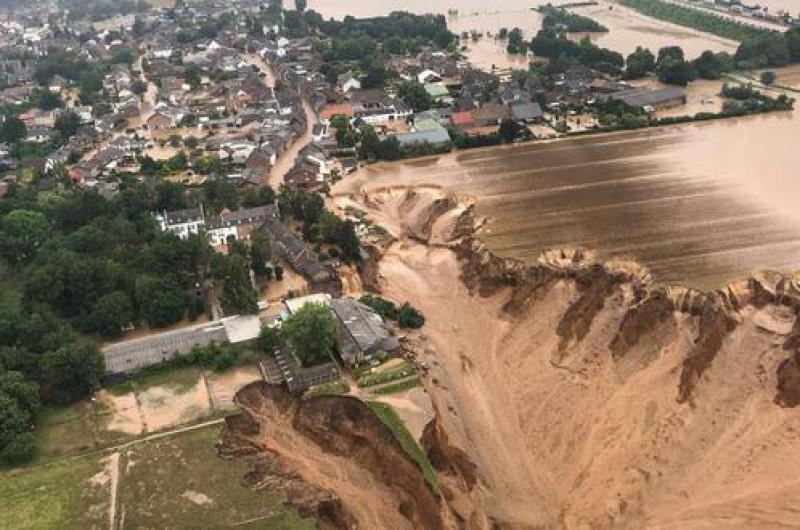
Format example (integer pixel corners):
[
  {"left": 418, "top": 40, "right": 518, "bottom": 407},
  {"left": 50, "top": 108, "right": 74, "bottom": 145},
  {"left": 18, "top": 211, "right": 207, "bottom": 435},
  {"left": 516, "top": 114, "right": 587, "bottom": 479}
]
[
  {"left": 351, "top": 186, "right": 800, "bottom": 529},
  {"left": 100, "top": 391, "right": 144, "bottom": 436},
  {"left": 137, "top": 378, "right": 211, "bottom": 432},
  {"left": 207, "top": 365, "right": 263, "bottom": 411},
  {"left": 374, "top": 387, "right": 435, "bottom": 442},
  {"left": 259, "top": 260, "right": 310, "bottom": 302}
]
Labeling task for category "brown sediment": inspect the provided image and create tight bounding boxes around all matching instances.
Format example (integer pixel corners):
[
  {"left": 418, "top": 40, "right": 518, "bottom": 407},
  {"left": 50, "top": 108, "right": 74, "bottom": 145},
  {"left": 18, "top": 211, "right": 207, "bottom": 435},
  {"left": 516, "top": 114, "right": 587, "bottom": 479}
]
[
  {"left": 352, "top": 185, "right": 800, "bottom": 529},
  {"left": 218, "top": 382, "right": 449, "bottom": 530}
]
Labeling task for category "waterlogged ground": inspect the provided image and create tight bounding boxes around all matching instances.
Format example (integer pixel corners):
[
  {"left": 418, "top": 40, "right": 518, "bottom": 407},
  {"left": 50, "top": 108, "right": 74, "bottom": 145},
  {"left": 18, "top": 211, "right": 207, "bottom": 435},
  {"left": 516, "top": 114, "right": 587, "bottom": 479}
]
[{"left": 337, "top": 102, "right": 800, "bottom": 289}]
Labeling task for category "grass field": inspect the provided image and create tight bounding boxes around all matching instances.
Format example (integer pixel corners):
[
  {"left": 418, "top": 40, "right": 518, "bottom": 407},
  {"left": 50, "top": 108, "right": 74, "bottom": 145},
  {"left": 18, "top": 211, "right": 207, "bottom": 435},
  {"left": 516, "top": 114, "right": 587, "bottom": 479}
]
[
  {"left": 357, "top": 361, "right": 417, "bottom": 387},
  {"left": 366, "top": 401, "right": 440, "bottom": 497},
  {"left": 2, "top": 424, "right": 314, "bottom": 530},
  {"left": 0, "top": 454, "right": 111, "bottom": 529},
  {"left": 372, "top": 376, "right": 422, "bottom": 395},
  {"left": 117, "top": 424, "right": 314, "bottom": 529}
]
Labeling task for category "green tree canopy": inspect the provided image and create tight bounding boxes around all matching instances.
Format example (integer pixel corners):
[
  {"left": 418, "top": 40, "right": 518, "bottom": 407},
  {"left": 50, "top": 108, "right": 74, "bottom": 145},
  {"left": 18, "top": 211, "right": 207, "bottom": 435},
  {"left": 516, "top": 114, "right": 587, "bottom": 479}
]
[
  {"left": 625, "top": 46, "right": 655, "bottom": 79},
  {"left": 0, "top": 209, "right": 51, "bottom": 265},
  {"left": 40, "top": 342, "right": 104, "bottom": 404},
  {"left": 282, "top": 303, "right": 337, "bottom": 366}
]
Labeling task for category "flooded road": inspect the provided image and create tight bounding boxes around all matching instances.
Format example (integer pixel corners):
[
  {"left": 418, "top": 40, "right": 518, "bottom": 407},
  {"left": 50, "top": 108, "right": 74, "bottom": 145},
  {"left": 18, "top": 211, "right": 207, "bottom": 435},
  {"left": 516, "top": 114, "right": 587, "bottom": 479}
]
[{"left": 337, "top": 109, "right": 800, "bottom": 289}]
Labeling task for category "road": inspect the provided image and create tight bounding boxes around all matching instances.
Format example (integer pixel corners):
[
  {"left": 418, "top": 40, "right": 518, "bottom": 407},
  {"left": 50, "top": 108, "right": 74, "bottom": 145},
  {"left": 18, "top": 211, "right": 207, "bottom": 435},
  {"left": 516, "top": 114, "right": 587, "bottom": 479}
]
[{"left": 243, "top": 52, "right": 318, "bottom": 188}]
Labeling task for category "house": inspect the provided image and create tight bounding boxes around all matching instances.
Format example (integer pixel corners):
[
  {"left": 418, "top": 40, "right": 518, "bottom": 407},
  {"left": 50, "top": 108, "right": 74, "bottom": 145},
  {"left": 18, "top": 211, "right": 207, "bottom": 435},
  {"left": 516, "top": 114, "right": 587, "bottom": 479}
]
[
  {"left": 510, "top": 102, "right": 544, "bottom": 123},
  {"left": 395, "top": 127, "right": 452, "bottom": 148},
  {"left": 245, "top": 146, "right": 276, "bottom": 172},
  {"left": 472, "top": 103, "right": 510, "bottom": 126},
  {"left": 423, "top": 83, "right": 449, "bottom": 101},
  {"left": 48, "top": 74, "right": 68, "bottom": 93},
  {"left": 417, "top": 69, "right": 442, "bottom": 84},
  {"left": 261, "top": 218, "right": 330, "bottom": 283},
  {"left": 158, "top": 206, "right": 205, "bottom": 239},
  {"left": 206, "top": 205, "right": 279, "bottom": 246},
  {"left": 147, "top": 112, "right": 173, "bottom": 131},
  {"left": 331, "top": 298, "right": 400, "bottom": 366},
  {"left": 451, "top": 110, "right": 475, "bottom": 129},
  {"left": 26, "top": 126, "right": 51, "bottom": 143},
  {"left": 319, "top": 103, "right": 355, "bottom": 124},
  {"left": 337, "top": 73, "right": 361, "bottom": 93},
  {"left": 102, "top": 315, "right": 261, "bottom": 376},
  {"left": 603, "top": 88, "right": 687, "bottom": 111}
]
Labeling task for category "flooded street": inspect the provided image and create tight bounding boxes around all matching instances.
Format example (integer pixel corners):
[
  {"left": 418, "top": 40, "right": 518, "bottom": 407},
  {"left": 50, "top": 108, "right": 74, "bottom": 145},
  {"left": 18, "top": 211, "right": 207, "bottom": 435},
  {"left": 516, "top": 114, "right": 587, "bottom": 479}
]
[{"left": 337, "top": 108, "right": 800, "bottom": 289}]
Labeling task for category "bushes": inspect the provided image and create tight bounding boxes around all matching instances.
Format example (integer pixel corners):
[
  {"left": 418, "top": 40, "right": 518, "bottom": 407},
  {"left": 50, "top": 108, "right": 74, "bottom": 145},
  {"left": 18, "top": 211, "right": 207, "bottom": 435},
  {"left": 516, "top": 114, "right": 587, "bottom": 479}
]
[
  {"left": 539, "top": 4, "right": 607, "bottom": 32},
  {"left": 359, "top": 295, "right": 425, "bottom": 329},
  {"left": 161, "top": 342, "right": 254, "bottom": 373}
]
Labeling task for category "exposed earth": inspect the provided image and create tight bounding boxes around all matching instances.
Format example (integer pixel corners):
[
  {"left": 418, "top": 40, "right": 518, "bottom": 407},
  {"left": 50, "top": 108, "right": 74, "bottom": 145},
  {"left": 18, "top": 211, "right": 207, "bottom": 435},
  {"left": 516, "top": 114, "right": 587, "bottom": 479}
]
[{"left": 225, "top": 185, "right": 800, "bottom": 529}]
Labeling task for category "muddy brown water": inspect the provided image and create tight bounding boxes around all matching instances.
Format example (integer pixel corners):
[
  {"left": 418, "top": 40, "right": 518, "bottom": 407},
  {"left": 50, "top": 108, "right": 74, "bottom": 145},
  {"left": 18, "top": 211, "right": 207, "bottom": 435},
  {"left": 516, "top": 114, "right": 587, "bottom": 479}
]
[
  {"left": 341, "top": 110, "right": 800, "bottom": 289},
  {"left": 301, "top": 0, "right": 737, "bottom": 65}
]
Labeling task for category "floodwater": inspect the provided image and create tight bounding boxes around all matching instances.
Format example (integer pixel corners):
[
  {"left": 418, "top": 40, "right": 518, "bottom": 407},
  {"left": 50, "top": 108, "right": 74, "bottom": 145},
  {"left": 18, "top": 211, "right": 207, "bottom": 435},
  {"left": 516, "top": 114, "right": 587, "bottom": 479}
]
[
  {"left": 337, "top": 107, "right": 800, "bottom": 289},
  {"left": 303, "top": 0, "right": 736, "bottom": 66}
]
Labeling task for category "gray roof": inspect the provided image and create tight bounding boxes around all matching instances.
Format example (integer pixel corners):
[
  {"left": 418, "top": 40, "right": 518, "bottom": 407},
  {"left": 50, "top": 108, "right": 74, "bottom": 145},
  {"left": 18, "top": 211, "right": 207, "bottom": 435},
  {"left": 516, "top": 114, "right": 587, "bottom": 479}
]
[
  {"left": 331, "top": 299, "right": 399, "bottom": 357},
  {"left": 165, "top": 207, "right": 203, "bottom": 225},
  {"left": 608, "top": 88, "right": 686, "bottom": 108},
  {"left": 395, "top": 127, "right": 452, "bottom": 147},
  {"left": 511, "top": 102, "right": 543, "bottom": 121},
  {"left": 206, "top": 204, "right": 278, "bottom": 229}
]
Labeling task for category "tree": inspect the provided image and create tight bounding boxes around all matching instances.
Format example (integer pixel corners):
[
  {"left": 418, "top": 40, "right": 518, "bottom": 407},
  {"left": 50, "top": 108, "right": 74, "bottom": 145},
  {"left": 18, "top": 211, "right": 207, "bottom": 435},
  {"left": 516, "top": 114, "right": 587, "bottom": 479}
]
[
  {"left": 135, "top": 275, "right": 189, "bottom": 327},
  {"left": 258, "top": 324, "right": 277, "bottom": 353},
  {"left": 90, "top": 291, "right": 134, "bottom": 338},
  {"left": 498, "top": 119, "right": 527, "bottom": 142},
  {"left": 657, "top": 46, "right": 684, "bottom": 63},
  {"left": 625, "top": 46, "right": 655, "bottom": 79},
  {"left": 693, "top": 50, "right": 733, "bottom": 80},
  {"left": 282, "top": 303, "right": 337, "bottom": 366},
  {"left": 0, "top": 116, "right": 26, "bottom": 144},
  {"left": 34, "top": 89, "right": 63, "bottom": 110},
  {"left": 397, "top": 302, "right": 425, "bottom": 329},
  {"left": 0, "top": 210, "right": 51, "bottom": 265},
  {"left": 131, "top": 79, "right": 147, "bottom": 96},
  {"left": 398, "top": 81, "right": 433, "bottom": 112},
  {"left": 735, "top": 34, "right": 790, "bottom": 68},
  {"left": 40, "top": 342, "right": 104, "bottom": 404},
  {"left": 54, "top": 110, "right": 81, "bottom": 139},
  {"left": 656, "top": 58, "right": 696, "bottom": 86},
  {"left": 210, "top": 253, "right": 258, "bottom": 315},
  {"left": 250, "top": 231, "right": 271, "bottom": 278},
  {"left": 760, "top": 70, "right": 777, "bottom": 85}
]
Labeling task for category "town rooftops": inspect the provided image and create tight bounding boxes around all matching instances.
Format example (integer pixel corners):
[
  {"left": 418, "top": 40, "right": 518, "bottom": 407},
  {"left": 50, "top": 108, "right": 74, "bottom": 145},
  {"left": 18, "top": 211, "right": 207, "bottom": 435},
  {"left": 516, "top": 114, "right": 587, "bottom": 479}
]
[
  {"left": 331, "top": 298, "right": 399, "bottom": 358},
  {"left": 319, "top": 103, "right": 355, "bottom": 121},
  {"left": 395, "top": 127, "right": 452, "bottom": 146},
  {"left": 605, "top": 88, "right": 687, "bottom": 109},
  {"left": 165, "top": 207, "right": 204, "bottom": 225},
  {"left": 510, "top": 102, "right": 544, "bottom": 122},
  {"left": 285, "top": 293, "right": 332, "bottom": 315}
]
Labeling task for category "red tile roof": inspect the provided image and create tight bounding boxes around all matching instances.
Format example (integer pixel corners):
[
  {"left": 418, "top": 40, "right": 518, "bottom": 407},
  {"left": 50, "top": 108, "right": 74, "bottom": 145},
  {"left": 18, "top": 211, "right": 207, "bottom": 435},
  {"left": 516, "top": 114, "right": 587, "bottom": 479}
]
[{"left": 319, "top": 104, "right": 355, "bottom": 120}]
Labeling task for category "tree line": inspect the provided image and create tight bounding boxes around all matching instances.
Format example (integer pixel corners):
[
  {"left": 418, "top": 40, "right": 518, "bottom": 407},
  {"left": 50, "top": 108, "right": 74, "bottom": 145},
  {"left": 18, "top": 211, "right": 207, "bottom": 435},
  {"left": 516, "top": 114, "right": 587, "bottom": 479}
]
[{"left": 0, "top": 175, "right": 278, "bottom": 464}]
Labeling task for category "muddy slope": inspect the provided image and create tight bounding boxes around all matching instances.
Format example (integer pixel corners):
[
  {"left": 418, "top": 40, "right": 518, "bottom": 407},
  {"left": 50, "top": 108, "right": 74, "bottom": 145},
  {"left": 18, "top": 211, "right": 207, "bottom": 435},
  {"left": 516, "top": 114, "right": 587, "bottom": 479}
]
[
  {"left": 217, "top": 382, "right": 447, "bottom": 530},
  {"left": 358, "top": 187, "right": 800, "bottom": 529}
]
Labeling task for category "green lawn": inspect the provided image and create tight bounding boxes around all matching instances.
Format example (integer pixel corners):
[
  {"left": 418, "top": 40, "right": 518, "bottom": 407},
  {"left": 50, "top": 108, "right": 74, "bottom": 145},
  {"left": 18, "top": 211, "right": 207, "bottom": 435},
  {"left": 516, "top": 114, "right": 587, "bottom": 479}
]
[
  {"left": 372, "top": 376, "right": 422, "bottom": 395},
  {"left": 357, "top": 361, "right": 417, "bottom": 388},
  {"left": 366, "top": 401, "right": 440, "bottom": 497},
  {"left": 0, "top": 454, "right": 110, "bottom": 530},
  {"left": 108, "top": 365, "right": 204, "bottom": 396},
  {"left": 31, "top": 403, "right": 101, "bottom": 464},
  {"left": 117, "top": 424, "right": 314, "bottom": 529}
]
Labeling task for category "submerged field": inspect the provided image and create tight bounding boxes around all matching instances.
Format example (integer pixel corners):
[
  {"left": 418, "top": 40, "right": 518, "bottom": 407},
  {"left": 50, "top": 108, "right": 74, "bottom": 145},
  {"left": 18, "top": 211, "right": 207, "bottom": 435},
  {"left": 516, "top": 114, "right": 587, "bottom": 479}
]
[{"left": 337, "top": 104, "right": 800, "bottom": 289}]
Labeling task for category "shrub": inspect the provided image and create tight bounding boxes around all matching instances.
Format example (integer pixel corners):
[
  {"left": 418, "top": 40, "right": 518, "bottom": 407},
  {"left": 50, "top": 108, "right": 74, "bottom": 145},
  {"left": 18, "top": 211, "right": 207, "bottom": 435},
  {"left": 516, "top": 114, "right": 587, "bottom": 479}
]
[{"left": 397, "top": 303, "right": 425, "bottom": 329}]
